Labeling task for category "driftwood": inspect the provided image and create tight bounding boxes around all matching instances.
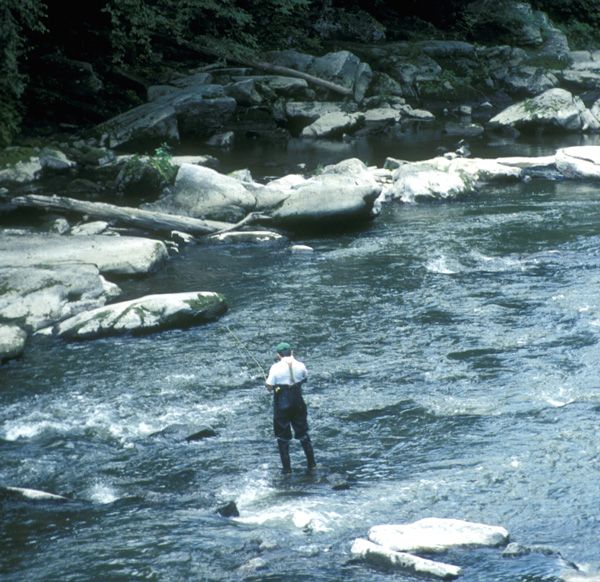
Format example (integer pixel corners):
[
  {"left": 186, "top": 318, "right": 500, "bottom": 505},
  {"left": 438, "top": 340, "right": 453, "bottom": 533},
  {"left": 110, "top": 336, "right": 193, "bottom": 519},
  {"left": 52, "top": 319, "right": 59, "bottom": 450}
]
[
  {"left": 12, "top": 194, "right": 247, "bottom": 236},
  {"left": 172, "top": 39, "right": 354, "bottom": 98}
]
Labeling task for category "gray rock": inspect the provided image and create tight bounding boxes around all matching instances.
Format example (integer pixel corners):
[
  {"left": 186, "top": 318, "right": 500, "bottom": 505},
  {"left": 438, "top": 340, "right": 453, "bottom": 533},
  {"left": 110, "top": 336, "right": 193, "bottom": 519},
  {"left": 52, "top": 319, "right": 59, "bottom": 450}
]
[
  {"left": 0, "top": 157, "right": 43, "bottom": 184},
  {"left": 232, "top": 75, "right": 310, "bottom": 99},
  {"left": 53, "top": 291, "right": 227, "bottom": 340},
  {"left": 354, "top": 61, "right": 373, "bottom": 102},
  {"left": 210, "top": 231, "right": 285, "bottom": 244},
  {"left": 70, "top": 221, "right": 110, "bottom": 236},
  {"left": 206, "top": 131, "right": 234, "bottom": 148},
  {"left": 488, "top": 88, "right": 600, "bottom": 132},
  {"left": 148, "top": 163, "right": 256, "bottom": 222},
  {"left": 50, "top": 218, "right": 70, "bottom": 234},
  {"left": 351, "top": 538, "right": 461, "bottom": 579},
  {"left": 270, "top": 158, "right": 380, "bottom": 225},
  {"left": 300, "top": 112, "right": 364, "bottom": 138},
  {"left": 383, "top": 156, "right": 521, "bottom": 203},
  {"left": 285, "top": 101, "right": 357, "bottom": 125},
  {"left": 170, "top": 72, "right": 214, "bottom": 88},
  {"left": 147, "top": 85, "right": 179, "bottom": 102},
  {"left": 0, "top": 263, "right": 120, "bottom": 332},
  {"left": 98, "top": 102, "right": 179, "bottom": 149},
  {"left": 443, "top": 121, "right": 485, "bottom": 137},
  {"left": 0, "top": 324, "right": 27, "bottom": 362},
  {"left": 39, "top": 148, "right": 76, "bottom": 172},
  {"left": 225, "top": 79, "right": 263, "bottom": 106},
  {"left": 0, "top": 234, "right": 168, "bottom": 276},
  {"left": 555, "top": 146, "right": 600, "bottom": 179},
  {"left": 217, "top": 500, "right": 240, "bottom": 518},
  {"left": 265, "top": 49, "right": 315, "bottom": 72},
  {"left": 502, "top": 66, "right": 559, "bottom": 96},
  {"left": 368, "top": 518, "right": 509, "bottom": 553},
  {"left": 173, "top": 95, "right": 237, "bottom": 139},
  {"left": 0, "top": 486, "right": 69, "bottom": 502}
]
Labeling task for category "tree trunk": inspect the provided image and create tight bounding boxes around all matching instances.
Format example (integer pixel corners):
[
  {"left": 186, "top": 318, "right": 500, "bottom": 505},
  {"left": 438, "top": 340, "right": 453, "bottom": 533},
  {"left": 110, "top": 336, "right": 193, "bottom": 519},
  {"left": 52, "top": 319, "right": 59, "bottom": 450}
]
[
  {"left": 12, "top": 194, "right": 235, "bottom": 235},
  {"left": 171, "top": 38, "right": 354, "bottom": 99}
]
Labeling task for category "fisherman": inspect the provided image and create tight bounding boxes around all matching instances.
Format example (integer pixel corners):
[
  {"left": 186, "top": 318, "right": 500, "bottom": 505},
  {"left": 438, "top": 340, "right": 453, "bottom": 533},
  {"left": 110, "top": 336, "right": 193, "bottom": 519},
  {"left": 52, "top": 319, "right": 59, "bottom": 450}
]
[{"left": 265, "top": 342, "right": 316, "bottom": 474}]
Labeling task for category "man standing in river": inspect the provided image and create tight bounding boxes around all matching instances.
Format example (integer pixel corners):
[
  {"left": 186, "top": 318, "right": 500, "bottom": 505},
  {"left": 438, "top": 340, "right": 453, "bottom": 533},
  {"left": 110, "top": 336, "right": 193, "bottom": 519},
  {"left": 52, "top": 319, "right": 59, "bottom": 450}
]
[{"left": 265, "top": 342, "right": 316, "bottom": 474}]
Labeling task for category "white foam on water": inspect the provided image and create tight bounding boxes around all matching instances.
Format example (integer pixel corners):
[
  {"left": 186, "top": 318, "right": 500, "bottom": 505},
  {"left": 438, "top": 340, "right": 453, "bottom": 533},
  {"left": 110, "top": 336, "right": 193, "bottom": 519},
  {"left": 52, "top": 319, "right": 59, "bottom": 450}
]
[
  {"left": 425, "top": 256, "right": 460, "bottom": 275},
  {"left": 87, "top": 483, "right": 120, "bottom": 504}
]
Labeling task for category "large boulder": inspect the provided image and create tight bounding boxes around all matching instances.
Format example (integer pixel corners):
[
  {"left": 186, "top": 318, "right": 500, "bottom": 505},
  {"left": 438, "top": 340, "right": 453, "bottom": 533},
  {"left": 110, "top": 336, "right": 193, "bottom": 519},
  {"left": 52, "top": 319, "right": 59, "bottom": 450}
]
[
  {"left": 351, "top": 538, "right": 461, "bottom": 580},
  {"left": 0, "top": 324, "right": 27, "bottom": 363},
  {"left": 488, "top": 88, "right": 600, "bottom": 133},
  {"left": 268, "top": 158, "right": 381, "bottom": 226},
  {"left": 148, "top": 164, "right": 257, "bottom": 222},
  {"left": 97, "top": 102, "right": 179, "bottom": 149},
  {"left": 368, "top": 518, "right": 509, "bottom": 553},
  {"left": 383, "top": 156, "right": 522, "bottom": 203},
  {"left": 53, "top": 291, "right": 227, "bottom": 340},
  {"left": 0, "top": 234, "right": 168, "bottom": 276},
  {"left": 0, "top": 263, "right": 120, "bottom": 332},
  {"left": 555, "top": 146, "right": 600, "bottom": 178}
]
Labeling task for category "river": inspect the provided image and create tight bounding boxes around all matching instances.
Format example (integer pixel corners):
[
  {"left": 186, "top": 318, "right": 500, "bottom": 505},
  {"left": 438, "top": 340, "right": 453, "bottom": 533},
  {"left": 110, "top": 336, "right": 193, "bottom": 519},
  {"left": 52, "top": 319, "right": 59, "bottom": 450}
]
[{"left": 2, "top": 131, "right": 600, "bottom": 581}]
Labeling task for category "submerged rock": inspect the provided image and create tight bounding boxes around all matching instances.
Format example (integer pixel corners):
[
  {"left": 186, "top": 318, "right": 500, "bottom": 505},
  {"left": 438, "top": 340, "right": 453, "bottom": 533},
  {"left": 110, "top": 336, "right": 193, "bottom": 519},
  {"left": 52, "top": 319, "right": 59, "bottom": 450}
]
[
  {"left": 368, "top": 517, "right": 509, "bottom": 553},
  {"left": 351, "top": 538, "right": 461, "bottom": 579},
  {"left": 217, "top": 500, "right": 239, "bottom": 518},
  {"left": 52, "top": 291, "right": 227, "bottom": 339},
  {"left": 0, "top": 486, "right": 69, "bottom": 503}
]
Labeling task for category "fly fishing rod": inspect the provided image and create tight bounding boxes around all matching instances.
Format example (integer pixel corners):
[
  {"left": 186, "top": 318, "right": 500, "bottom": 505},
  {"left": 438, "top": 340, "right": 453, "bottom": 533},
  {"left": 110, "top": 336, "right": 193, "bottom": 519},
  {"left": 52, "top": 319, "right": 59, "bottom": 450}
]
[{"left": 225, "top": 325, "right": 267, "bottom": 380}]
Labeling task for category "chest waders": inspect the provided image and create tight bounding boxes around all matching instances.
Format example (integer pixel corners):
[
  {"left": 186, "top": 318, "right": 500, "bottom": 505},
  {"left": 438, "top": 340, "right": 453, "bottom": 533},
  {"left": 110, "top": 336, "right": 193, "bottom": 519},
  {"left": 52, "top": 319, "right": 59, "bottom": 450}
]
[{"left": 274, "top": 361, "right": 316, "bottom": 474}]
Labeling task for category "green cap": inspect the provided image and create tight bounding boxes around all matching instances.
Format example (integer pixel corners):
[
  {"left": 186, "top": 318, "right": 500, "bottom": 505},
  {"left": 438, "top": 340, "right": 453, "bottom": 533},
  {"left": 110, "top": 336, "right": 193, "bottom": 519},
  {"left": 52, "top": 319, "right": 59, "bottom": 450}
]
[{"left": 275, "top": 341, "right": 292, "bottom": 355}]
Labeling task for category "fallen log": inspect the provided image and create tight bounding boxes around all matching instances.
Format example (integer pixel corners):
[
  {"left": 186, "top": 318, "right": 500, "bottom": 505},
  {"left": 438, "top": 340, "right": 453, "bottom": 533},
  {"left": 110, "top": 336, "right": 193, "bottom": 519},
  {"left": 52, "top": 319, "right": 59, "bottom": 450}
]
[
  {"left": 13, "top": 194, "right": 236, "bottom": 235},
  {"left": 169, "top": 38, "right": 354, "bottom": 98}
]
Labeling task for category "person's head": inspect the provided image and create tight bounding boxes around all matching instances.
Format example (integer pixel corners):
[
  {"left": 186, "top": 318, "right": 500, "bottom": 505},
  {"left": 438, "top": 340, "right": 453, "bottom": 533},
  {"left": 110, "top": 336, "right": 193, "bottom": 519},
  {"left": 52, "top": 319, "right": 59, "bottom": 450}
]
[{"left": 275, "top": 341, "right": 292, "bottom": 358}]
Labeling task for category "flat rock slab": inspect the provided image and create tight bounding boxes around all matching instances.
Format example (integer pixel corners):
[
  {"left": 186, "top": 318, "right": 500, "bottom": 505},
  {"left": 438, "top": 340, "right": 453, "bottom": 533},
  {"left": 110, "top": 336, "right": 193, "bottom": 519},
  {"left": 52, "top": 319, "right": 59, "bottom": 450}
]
[
  {"left": 53, "top": 291, "right": 227, "bottom": 339},
  {"left": 351, "top": 538, "right": 461, "bottom": 579},
  {"left": 0, "top": 486, "right": 69, "bottom": 502},
  {"left": 555, "top": 145, "right": 600, "bottom": 178},
  {"left": 0, "top": 234, "right": 168, "bottom": 276},
  {"left": 209, "top": 231, "right": 285, "bottom": 244},
  {"left": 368, "top": 517, "right": 509, "bottom": 553}
]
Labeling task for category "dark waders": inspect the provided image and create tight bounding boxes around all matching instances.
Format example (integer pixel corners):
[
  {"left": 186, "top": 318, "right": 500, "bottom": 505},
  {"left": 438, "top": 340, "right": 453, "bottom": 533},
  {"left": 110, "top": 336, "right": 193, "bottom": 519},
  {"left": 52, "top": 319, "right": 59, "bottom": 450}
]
[{"left": 273, "top": 383, "right": 316, "bottom": 473}]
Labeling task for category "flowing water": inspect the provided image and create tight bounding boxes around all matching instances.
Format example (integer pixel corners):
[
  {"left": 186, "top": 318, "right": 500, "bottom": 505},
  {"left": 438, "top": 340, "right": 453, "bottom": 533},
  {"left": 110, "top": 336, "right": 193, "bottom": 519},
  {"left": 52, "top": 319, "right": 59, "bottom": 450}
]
[{"left": 3, "top": 132, "right": 600, "bottom": 581}]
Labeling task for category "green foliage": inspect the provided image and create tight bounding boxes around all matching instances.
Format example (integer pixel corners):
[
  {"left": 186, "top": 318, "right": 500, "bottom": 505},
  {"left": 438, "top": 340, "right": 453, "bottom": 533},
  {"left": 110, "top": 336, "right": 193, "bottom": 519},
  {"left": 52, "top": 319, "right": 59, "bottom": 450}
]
[
  {"left": 0, "top": 0, "right": 47, "bottom": 146},
  {"left": 150, "top": 143, "right": 177, "bottom": 184},
  {"left": 118, "top": 143, "right": 177, "bottom": 196}
]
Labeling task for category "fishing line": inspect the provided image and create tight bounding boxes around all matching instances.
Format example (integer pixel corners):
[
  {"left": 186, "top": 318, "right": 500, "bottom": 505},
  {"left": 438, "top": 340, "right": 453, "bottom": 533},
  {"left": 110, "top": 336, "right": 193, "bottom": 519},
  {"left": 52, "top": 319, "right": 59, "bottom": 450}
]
[{"left": 225, "top": 325, "right": 267, "bottom": 380}]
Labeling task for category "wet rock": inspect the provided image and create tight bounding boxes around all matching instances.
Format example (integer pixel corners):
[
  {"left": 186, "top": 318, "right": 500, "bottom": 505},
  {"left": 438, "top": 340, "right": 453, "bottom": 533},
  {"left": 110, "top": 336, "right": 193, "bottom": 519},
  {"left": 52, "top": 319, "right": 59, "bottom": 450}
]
[
  {"left": 290, "top": 245, "right": 314, "bottom": 253},
  {"left": 351, "top": 538, "right": 461, "bottom": 579},
  {"left": 383, "top": 156, "right": 521, "bottom": 203},
  {"left": 217, "top": 500, "right": 239, "bottom": 518},
  {"left": 300, "top": 112, "right": 364, "bottom": 138},
  {"left": 50, "top": 218, "right": 70, "bottom": 234},
  {"left": 269, "top": 158, "right": 381, "bottom": 226},
  {"left": 0, "top": 263, "right": 120, "bottom": 332},
  {"left": 148, "top": 163, "right": 256, "bottom": 222},
  {"left": 488, "top": 88, "right": 600, "bottom": 133},
  {"left": 326, "top": 472, "right": 350, "bottom": 490},
  {"left": 52, "top": 291, "right": 227, "bottom": 340},
  {"left": 0, "top": 324, "right": 27, "bottom": 363},
  {"left": 0, "top": 234, "right": 168, "bottom": 276},
  {"left": 285, "top": 101, "right": 358, "bottom": 126},
  {"left": 237, "top": 557, "right": 267, "bottom": 575},
  {"left": 555, "top": 146, "right": 600, "bottom": 179},
  {"left": 185, "top": 427, "right": 218, "bottom": 441},
  {"left": 206, "top": 131, "right": 234, "bottom": 148},
  {"left": 0, "top": 486, "right": 69, "bottom": 503},
  {"left": 210, "top": 231, "right": 285, "bottom": 244},
  {"left": 368, "top": 517, "right": 509, "bottom": 553}
]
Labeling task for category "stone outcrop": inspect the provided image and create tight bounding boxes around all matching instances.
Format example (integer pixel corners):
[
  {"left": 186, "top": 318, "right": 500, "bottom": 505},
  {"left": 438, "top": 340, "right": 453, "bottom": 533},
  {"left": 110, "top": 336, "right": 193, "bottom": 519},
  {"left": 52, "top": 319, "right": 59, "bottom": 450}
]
[
  {"left": 0, "top": 234, "right": 168, "bottom": 276},
  {"left": 0, "top": 263, "right": 119, "bottom": 333},
  {"left": 52, "top": 291, "right": 227, "bottom": 340},
  {"left": 555, "top": 146, "right": 600, "bottom": 178},
  {"left": 488, "top": 88, "right": 600, "bottom": 133},
  {"left": 382, "top": 156, "right": 522, "bottom": 203}
]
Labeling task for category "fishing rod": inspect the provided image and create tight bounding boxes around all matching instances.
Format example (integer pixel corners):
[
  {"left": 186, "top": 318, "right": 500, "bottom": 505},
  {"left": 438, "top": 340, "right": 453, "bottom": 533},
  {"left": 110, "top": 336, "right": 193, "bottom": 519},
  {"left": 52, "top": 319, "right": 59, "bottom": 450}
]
[{"left": 225, "top": 325, "right": 267, "bottom": 380}]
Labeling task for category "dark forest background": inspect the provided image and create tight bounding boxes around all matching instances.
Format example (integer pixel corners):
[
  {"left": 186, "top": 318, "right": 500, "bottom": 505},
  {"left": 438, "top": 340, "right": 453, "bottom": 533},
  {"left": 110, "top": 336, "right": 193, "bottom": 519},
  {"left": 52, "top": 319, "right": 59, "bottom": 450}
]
[{"left": 2, "top": 0, "right": 600, "bottom": 146}]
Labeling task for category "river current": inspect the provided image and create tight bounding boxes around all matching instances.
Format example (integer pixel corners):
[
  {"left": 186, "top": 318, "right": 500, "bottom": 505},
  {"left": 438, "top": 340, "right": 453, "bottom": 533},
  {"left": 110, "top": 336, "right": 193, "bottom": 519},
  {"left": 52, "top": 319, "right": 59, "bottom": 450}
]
[{"left": 2, "top": 132, "right": 600, "bottom": 581}]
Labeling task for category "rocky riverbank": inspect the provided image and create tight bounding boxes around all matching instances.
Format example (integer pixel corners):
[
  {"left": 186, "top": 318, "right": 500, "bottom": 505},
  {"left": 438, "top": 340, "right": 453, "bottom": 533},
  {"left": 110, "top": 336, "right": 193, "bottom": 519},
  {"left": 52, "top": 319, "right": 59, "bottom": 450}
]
[{"left": 4, "top": 0, "right": 600, "bottom": 364}]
